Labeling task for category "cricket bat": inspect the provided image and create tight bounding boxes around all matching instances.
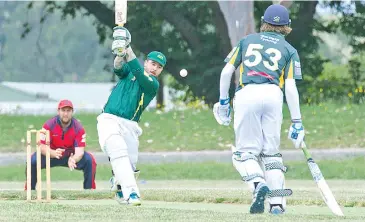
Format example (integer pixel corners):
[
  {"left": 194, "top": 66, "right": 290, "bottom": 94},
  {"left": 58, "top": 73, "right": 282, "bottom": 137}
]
[
  {"left": 301, "top": 142, "right": 344, "bottom": 216},
  {"left": 115, "top": 0, "right": 127, "bottom": 26}
]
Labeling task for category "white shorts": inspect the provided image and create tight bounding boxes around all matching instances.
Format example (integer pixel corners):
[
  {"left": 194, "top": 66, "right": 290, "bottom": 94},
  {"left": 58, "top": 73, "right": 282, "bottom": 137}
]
[
  {"left": 233, "top": 84, "right": 283, "bottom": 156},
  {"left": 96, "top": 113, "right": 142, "bottom": 166}
]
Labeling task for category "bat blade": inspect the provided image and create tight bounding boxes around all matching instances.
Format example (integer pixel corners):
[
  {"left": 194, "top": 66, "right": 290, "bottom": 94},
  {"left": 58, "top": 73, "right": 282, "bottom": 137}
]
[
  {"left": 115, "top": 0, "right": 127, "bottom": 26},
  {"left": 303, "top": 143, "right": 344, "bottom": 216},
  {"left": 316, "top": 178, "right": 344, "bottom": 216}
]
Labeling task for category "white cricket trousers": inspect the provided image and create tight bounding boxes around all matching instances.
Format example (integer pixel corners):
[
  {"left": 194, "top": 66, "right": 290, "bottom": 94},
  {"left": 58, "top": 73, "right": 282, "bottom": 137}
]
[
  {"left": 96, "top": 113, "right": 142, "bottom": 169},
  {"left": 233, "top": 84, "right": 287, "bottom": 207},
  {"left": 233, "top": 83, "right": 283, "bottom": 155},
  {"left": 97, "top": 113, "right": 143, "bottom": 198}
]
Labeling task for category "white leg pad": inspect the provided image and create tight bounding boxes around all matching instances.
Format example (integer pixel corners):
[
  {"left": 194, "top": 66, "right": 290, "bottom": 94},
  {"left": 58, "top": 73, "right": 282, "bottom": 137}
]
[
  {"left": 260, "top": 154, "right": 287, "bottom": 207},
  {"left": 232, "top": 152, "right": 265, "bottom": 192},
  {"left": 105, "top": 134, "right": 140, "bottom": 198},
  {"left": 111, "top": 157, "right": 140, "bottom": 198}
]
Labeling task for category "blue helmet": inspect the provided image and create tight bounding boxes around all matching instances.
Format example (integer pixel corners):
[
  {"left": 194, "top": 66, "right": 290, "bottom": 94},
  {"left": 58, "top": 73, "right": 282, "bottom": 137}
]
[{"left": 262, "top": 4, "right": 291, "bottom": 26}]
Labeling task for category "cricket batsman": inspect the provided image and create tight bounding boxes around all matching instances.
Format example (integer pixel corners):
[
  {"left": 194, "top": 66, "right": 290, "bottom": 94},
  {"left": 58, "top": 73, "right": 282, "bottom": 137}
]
[
  {"left": 213, "top": 4, "right": 304, "bottom": 214},
  {"left": 96, "top": 26, "right": 166, "bottom": 206}
]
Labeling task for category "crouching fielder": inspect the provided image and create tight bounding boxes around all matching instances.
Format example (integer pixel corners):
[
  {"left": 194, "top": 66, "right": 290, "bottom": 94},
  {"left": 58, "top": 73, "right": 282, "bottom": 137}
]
[
  {"left": 213, "top": 4, "right": 305, "bottom": 214},
  {"left": 97, "top": 26, "right": 167, "bottom": 206}
]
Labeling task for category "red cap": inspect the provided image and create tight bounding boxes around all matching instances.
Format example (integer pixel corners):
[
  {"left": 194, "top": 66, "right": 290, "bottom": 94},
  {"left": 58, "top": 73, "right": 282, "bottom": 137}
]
[{"left": 58, "top": 99, "right": 73, "bottom": 109}]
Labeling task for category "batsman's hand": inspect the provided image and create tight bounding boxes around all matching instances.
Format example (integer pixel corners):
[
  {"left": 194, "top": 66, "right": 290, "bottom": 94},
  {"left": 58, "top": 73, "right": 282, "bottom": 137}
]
[
  {"left": 68, "top": 153, "right": 77, "bottom": 171},
  {"left": 213, "top": 98, "right": 231, "bottom": 126},
  {"left": 112, "top": 26, "right": 131, "bottom": 57},
  {"left": 114, "top": 56, "right": 124, "bottom": 69},
  {"left": 288, "top": 120, "right": 305, "bottom": 148},
  {"left": 51, "top": 148, "right": 65, "bottom": 159}
]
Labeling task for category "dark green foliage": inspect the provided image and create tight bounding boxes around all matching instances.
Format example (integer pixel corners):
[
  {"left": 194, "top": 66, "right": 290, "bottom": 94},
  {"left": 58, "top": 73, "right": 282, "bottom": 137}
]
[{"left": 11, "top": 1, "right": 365, "bottom": 104}]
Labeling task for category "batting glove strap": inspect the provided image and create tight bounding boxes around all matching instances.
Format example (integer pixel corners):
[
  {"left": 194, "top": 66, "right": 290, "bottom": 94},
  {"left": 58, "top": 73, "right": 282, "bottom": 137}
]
[
  {"left": 291, "top": 119, "right": 302, "bottom": 123},
  {"left": 219, "top": 97, "right": 230, "bottom": 105}
]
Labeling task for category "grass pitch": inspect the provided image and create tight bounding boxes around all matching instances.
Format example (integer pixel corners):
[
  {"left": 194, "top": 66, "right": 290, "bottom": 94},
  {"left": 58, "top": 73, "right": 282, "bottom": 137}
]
[
  {"left": 0, "top": 200, "right": 364, "bottom": 222},
  {"left": 0, "top": 180, "right": 364, "bottom": 222}
]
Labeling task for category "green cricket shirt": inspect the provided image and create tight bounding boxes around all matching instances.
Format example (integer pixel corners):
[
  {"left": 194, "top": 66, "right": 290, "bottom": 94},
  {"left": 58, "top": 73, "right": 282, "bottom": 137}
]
[{"left": 102, "top": 58, "right": 159, "bottom": 122}]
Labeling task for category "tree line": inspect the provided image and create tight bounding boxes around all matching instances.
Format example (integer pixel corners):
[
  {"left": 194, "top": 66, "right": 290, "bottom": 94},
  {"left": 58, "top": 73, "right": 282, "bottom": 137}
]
[{"left": 1, "top": 1, "right": 365, "bottom": 105}]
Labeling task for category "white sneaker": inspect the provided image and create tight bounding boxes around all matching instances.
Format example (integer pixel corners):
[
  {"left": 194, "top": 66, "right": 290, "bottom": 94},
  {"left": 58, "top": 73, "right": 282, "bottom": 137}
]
[{"left": 127, "top": 192, "right": 141, "bottom": 206}]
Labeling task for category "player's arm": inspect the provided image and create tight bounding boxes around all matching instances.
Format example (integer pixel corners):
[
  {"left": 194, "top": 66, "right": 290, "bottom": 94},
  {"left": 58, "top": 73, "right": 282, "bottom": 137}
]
[
  {"left": 284, "top": 50, "right": 304, "bottom": 148},
  {"left": 220, "top": 42, "right": 242, "bottom": 100},
  {"left": 39, "top": 124, "right": 64, "bottom": 159},
  {"left": 213, "top": 41, "right": 242, "bottom": 126},
  {"left": 39, "top": 127, "right": 50, "bottom": 156},
  {"left": 68, "top": 127, "right": 86, "bottom": 171},
  {"left": 113, "top": 56, "right": 131, "bottom": 79},
  {"left": 71, "top": 128, "right": 86, "bottom": 163},
  {"left": 124, "top": 47, "right": 159, "bottom": 94},
  {"left": 284, "top": 51, "right": 302, "bottom": 121}
]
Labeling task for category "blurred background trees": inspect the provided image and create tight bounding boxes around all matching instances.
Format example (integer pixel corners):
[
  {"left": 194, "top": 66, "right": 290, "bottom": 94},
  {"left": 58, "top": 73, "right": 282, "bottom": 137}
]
[{"left": 0, "top": 1, "right": 364, "bottom": 105}]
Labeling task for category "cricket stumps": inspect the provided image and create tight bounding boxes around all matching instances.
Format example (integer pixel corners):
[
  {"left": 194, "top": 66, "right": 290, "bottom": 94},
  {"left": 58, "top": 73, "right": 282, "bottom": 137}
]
[{"left": 26, "top": 129, "right": 51, "bottom": 202}]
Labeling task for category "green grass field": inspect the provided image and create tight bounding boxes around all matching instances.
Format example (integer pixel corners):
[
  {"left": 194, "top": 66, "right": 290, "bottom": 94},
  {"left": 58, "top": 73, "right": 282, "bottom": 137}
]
[
  {"left": 0, "top": 157, "right": 364, "bottom": 181},
  {"left": 1, "top": 103, "right": 365, "bottom": 152},
  {"left": 0, "top": 180, "right": 364, "bottom": 221},
  {"left": 1, "top": 158, "right": 364, "bottom": 221},
  {"left": 1, "top": 200, "right": 364, "bottom": 222},
  {"left": 0, "top": 200, "right": 364, "bottom": 222}
]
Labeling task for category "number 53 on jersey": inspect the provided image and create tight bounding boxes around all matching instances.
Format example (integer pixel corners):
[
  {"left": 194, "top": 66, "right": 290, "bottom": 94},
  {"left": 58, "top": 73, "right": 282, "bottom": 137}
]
[{"left": 225, "top": 33, "right": 302, "bottom": 88}]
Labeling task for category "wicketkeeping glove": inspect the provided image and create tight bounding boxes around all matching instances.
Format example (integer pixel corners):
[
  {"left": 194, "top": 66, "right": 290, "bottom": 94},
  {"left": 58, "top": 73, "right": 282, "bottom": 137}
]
[
  {"left": 112, "top": 26, "right": 132, "bottom": 57},
  {"left": 288, "top": 119, "right": 305, "bottom": 149},
  {"left": 213, "top": 98, "right": 231, "bottom": 126}
]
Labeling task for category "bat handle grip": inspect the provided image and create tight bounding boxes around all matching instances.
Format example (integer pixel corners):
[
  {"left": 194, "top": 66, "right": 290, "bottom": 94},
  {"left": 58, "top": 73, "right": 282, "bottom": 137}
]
[
  {"left": 301, "top": 141, "right": 306, "bottom": 148},
  {"left": 301, "top": 141, "right": 313, "bottom": 160}
]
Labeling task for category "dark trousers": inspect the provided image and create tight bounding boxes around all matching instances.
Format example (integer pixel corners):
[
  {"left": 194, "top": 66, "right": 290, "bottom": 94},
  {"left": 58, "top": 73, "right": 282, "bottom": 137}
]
[{"left": 25, "top": 151, "right": 97, "bottom": 189}]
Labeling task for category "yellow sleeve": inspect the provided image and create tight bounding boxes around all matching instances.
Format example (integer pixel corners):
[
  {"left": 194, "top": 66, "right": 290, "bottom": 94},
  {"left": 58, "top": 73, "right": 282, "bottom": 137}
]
[
  {"left": 284, "top": 51, "right": 302, "bottom": 80},
  {"left": 224, "top": 42, "right": 242, "bottom": 69}
]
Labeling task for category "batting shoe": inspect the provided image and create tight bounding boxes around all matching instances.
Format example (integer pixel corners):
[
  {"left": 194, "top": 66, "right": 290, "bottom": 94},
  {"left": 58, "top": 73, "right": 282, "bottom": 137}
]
[
  {"left": 269, "top": 204, "right": 285, "bottom": 215},
  {"left": 127, "top": 192, "right": 141, "bottom": 206},
  {"left": 110, "top": 177, "right": 127, "bottom": 204},
  {"left": 115, "top": 190, "right": 127, "bottom": 205},
  {"left": 250, "top": 182, "right": 270, "bottom": 214}
]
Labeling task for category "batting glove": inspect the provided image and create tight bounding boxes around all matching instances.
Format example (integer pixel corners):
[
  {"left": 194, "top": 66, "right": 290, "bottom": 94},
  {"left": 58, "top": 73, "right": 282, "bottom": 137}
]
[
  {"left": 112, "top": 26, "right": 131, "bottom": 57},
  {"left": 213, "top": 98, "right": 231, "bottom": 126},
  {"left": 288, "top": 119, "right": 305, "bottom": 149}
]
